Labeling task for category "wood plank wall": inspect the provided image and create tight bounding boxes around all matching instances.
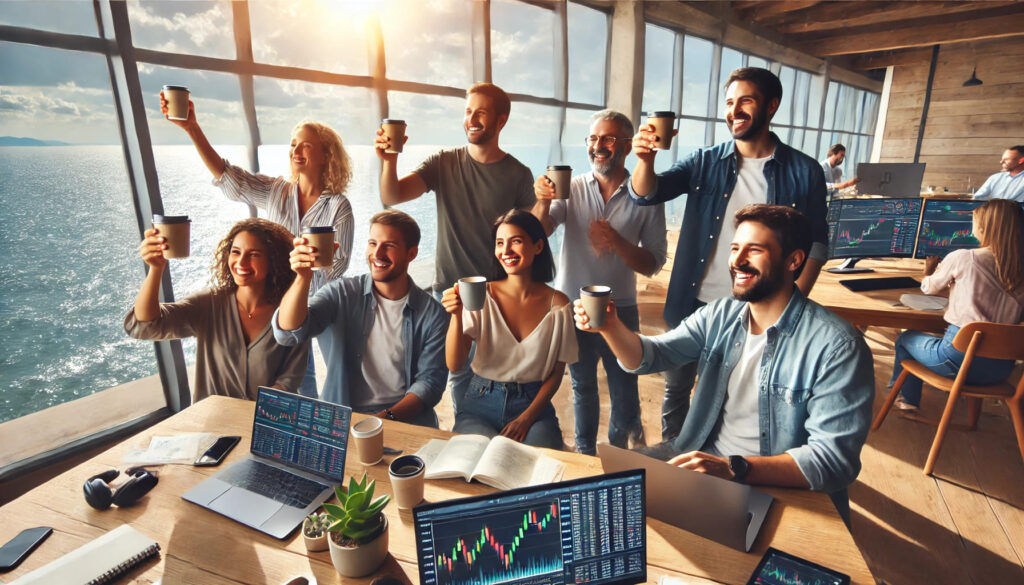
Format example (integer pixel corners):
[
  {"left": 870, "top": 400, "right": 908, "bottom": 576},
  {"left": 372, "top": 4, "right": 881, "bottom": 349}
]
[{"left": 879, "top": 36, "right": 1024, "bottom": 192}]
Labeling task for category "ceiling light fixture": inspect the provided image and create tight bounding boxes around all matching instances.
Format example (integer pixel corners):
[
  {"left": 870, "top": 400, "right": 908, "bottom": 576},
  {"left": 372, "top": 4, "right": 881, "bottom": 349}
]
[{"left": 963, "top": 66, "right": 983, "bottom": 87}]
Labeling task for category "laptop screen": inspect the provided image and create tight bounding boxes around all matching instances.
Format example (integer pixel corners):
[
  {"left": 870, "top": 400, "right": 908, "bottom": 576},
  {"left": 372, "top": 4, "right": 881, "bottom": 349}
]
[
  {"left": 251, "top": 386, "right": 351, "bottom": 482},
  {"left": 413, "top": 470, "right": 646, "bottom": 585}
]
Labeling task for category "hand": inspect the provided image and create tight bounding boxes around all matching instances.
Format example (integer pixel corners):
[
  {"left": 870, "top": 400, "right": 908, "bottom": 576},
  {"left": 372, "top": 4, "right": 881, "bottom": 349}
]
[
  {"left": 631, "top": 124, "right": 677, "bottom": 163},
  {"left": 500, "top": 413, "right": 535, "bottom": 443},
  {"left": 441, "top": 284, "right": 462, "bottom": 315},
  {"left": 573, "top": 298, "right": 618, "bottom": 332},
  {"left": 374, "top": 127, "right": 405, "bottom": 162},
  {"left": 924, "top": 256, "right": 940, "bottom": 276},
  {"left": 288, "top": 237, "right": 319, "bottom": 279},
  {"left": 667, "top": 451, "right": 733, "bottom": 480},
  {"left": 588, "top": 219, "right": 621, "bottom": 256},
  {"left": 159, "top": 90, "right": 196, "bottom": 130},
  {"left": 534, "top": 175, "right": 556, "bottom": 201},
  {"left": 139, "top": 228, "right": 168, "bottom": 269}
]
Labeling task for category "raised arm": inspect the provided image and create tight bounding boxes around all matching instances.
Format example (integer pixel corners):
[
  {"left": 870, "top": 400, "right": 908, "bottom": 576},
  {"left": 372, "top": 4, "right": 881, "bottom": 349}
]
[
  {"left": 375, "top": 127, "right": 428, "bottom": 205},
  {"left": 133, "top": 228, "right": 168, "bottom": 322},
  {"left": 441, "top": 284, "right": 472, "bottom": 371},
  {"left": 630, "top": 123, "right": 660, "bottom": 197},
  {"left": 530, "top": 175, "right": 558, "bottom": 236},
  {"left": 573, "top": 299, "right": 644, "bottom": 370},
  {"left": 160, "top": 91, "right": 225, "bottom": 179},
  {"left": 276, "top": 237, "right": 316, "bottom": 331}
]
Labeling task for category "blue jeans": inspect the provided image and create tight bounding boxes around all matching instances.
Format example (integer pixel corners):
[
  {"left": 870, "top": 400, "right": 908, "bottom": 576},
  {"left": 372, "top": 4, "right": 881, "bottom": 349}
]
[
  {"left": 433, "top": 288, "right": 475, "bottom": 414},
  {"left": 890, "top": 325, "right": 1016, "bottom": 406},
  {"left": 572, "top": 304, "right": 644, "bottom": 455},
  {"left": 453, "top": 375, "right": 563, "bottom": 449},
  {"left": 660, "top": 300, "right": 705, "bottom": 441}
]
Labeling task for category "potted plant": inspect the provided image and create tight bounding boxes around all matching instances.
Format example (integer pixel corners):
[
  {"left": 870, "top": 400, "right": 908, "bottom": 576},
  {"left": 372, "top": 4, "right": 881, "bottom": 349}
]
[
  {"left": 302, "top": 512, "right": 330, "bottom": 552},
  {"left": 324, "top": 473, "right": 391, "bottom": 577}
]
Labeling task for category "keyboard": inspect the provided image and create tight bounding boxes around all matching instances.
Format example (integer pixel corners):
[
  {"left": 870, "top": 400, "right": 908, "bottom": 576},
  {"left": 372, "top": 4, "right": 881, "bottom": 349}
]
[
  {"left": 839, "top": 276, "right": 920, "bottom": 292},
  {"left": 221, "top": 460, "right": 329, "bottom": 509}
]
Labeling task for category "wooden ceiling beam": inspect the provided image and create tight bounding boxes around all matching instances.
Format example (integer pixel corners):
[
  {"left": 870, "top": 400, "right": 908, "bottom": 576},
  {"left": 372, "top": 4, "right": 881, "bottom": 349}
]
[
  {"left": 770, "top": 1, "right": 1017, "bottom": 34},
  {"left": 851, "top": 48, "right": 936, "bottom": 70},
  {"left": 732, "top": 0, "right": 823, "bottom": 23}
]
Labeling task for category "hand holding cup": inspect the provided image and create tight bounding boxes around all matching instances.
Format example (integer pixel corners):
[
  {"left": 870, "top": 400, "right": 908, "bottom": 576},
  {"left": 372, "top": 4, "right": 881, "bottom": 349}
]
[
  {"left": 139, "top": 228, "right": 168, "bottom": 269},
  {"left": 441, "top": 284, "right": 462, "bottom": 315},
  {"left": 534, "top": 175, "right": 557, "bottom": 201},
  {"left": 159, "top": 88, "right": 194, "bottom": 130},
  {"left": 289, "top": 237, "right": 317, "bottom": 279},
  {"left": 374, "top": 127, "right": 407, "bottom": 162},
  {"left": 574, "top": 291, "right": 616, "bottom": 332}
]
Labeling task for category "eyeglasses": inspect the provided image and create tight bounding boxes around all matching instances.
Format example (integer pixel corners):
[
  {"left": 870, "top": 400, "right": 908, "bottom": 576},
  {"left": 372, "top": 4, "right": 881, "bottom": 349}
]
[{"left": 585, "top": 135, "right": 623, "bottom": 147}]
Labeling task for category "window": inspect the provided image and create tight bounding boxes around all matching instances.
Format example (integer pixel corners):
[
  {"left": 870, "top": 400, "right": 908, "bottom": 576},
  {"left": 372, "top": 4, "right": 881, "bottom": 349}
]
[
  {"left": 0, "top": 1, "right": 98, "bottom": 36},
  {"left": 127, "top": 0, "right": 235, "bottom": 59},
  {"left": 681, "top": 35, "right": 713, "bottom": 117},
  {"left": 567, "top": 2, "right": 607, "bottom": 105},
  {"left": 249, "top": 0, "right": 369, "bottom": 75},
  {"left": 380, "top": 0, "right": 474, "bottom": 88},
  {"left": 491, "top": 0, "right": 555, "bottom": 98},
  {"left": 642, "top": 24, "right": 674, "bottom": 113}
]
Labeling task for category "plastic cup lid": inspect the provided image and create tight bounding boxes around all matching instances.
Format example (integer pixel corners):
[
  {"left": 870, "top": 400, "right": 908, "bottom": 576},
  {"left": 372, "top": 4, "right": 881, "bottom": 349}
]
[
  {"left": 645, "top": 111, "right": 676, "bottom": 118},
  {"left": 152, "top": 214, "right": 190, "bottom": 224},
  {"left": 303, "top": 226, "right": 336, "bottom": 234},
  {"left": 381, "top": 118, "right": 406, "bottom": 125},
  {"left": 162, "top": 85, "right": 189, "bottom": 91},
  {"left": 580, "top": 285, "right": 612, "bottom": 296},
  {"left": 547, "top": 165, "right": 572, "bottom": 170}
]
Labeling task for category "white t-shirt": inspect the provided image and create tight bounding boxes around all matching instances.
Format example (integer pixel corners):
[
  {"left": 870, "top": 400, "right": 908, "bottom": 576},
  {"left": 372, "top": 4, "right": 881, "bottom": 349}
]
[
  {"left": 698, "top": 155, "right": 769, "bottom": 303},
  {"left": 705, "top": 321, "right": 767, "bottom": 457},
  {"left": 355, "top": 291, "right": 408, "bottom": 409}
]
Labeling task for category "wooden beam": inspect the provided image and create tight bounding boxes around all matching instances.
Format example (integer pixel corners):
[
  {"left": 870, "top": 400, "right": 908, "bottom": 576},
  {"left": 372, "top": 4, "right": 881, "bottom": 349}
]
[
  {"left": 733, "top": 0, "right": 823, "bottom": 23},
  {"left": 852, "top": 48, "right": 936, "bottom": 70},
  {"left": 770, "top": 1, "right": 1017, "bottom": 34}
]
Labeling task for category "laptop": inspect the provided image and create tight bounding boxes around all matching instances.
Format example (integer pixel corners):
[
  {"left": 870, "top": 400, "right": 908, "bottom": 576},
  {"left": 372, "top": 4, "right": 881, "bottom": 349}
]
[
  {"left": 856, "top": 162, "right": 926, "bottom": 198},
  {"left": 182, "top": 386, "right": 351, "bottom": 539},
  {"left": 598, "top": 443, "right": 772, "bottom": 552}
]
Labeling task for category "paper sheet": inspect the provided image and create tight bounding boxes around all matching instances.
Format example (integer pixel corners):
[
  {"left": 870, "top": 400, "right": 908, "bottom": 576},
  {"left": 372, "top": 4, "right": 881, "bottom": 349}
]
[{"left": 122, "top": 432, "right": 216, "bottom": 465}]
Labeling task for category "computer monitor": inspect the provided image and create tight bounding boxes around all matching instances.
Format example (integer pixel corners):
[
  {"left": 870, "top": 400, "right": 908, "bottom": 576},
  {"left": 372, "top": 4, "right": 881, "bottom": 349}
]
[
  {"left": 826, "top": 198, "right": 922, "bottom": 272},
  {"left": 914, "top": 198, "right": 983, "bottom": 258},
  {"left": 413, "top": 470, "right": 646, "bottom": 585},
  {"left": 856, "top": 163, "right": 926, "bottom": 198}
]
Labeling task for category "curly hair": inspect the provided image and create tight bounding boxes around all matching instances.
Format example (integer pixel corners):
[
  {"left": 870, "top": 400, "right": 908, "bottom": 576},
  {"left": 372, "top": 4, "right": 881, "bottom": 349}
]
[
  {"left": 210, "top": 218, "right": 296, "bottom": 304},
  {"left": 289, "top": 120, "right": 352, "bottom": 195}
]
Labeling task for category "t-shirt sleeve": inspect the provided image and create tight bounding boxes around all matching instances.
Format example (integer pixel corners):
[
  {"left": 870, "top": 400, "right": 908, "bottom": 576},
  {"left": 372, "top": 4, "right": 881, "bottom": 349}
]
[
  {"left": 515, "top": 165, "right": 537, "bottom": 209},
  {"left": 212, "top": 159, "right": 278, "bottom": 209},
  {"left": 413, "top": 151, "right": 443, "bottom": 193}
]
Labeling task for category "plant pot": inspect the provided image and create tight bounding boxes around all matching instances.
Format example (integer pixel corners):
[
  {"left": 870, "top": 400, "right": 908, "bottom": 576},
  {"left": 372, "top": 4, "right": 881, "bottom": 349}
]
[
  {"left": 328, "top": 516, "right": 389, "bottom": 577},
  {"left": 302, "top": 518, "right": 329, "bottom": 552}
]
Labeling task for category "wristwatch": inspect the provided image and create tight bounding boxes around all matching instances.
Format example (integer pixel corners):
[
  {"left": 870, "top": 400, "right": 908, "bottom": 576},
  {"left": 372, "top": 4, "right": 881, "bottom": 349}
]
[
  {"left": 384, "top": 408, "right": 396, "bottom": 421},
  {"left": 729, "top": 455, "right": 750, "bottom": 483}
]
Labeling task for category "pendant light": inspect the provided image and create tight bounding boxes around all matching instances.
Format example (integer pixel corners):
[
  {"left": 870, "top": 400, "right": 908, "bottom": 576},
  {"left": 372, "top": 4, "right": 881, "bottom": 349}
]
[{"left": 963, "top": 66, "right": 982, "bottom": 87}]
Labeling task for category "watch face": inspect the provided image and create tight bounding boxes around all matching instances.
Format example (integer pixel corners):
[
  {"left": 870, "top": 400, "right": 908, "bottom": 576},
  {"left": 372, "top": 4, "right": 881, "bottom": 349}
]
[{"left": 730, "top": 456, "right": 749, "bottom": 481}]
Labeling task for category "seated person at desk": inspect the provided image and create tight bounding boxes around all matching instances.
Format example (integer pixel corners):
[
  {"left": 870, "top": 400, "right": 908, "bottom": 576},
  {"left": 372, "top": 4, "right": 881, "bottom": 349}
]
[
  {"left": 890, "top": 199, "right": 1024, "bottom": 411},
  {"left": 442, "top": 210, "right": 578, "bottom": 449},
  {"left": 972, "top": 145, "right": 1024, "bottom": 202},
  {"left": 273, "top": 210, "right": 447, "bottom": 427},
  {"left": 574, "top": 204, "right": 874, "bottom": 520},
  {"left": 820, "top": 143, "right": 858, "bottom": 200},
  {"left": 126, "top": 218, "right": 309, "bottom": 401}
]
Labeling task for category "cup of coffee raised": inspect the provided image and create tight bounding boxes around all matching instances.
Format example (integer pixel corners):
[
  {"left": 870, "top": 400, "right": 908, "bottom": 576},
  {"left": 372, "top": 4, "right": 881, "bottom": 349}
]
[
  {"left": 381, "top": 119, "right": 407, "bottom": 154},
  {"left": 580, "top": 285, "right": 612, "bottom": 328},
  {"left": 546, "top": 165, "right": 572, "bottom": 200},
  {"left": 645, "top": 111, "right": 676, "bottom": 150},
  {"left": 301, "top": 226, "right": 336, "bottom": 270},
  {"left": 388, "top": 454, "right": 425, "bottom": 509},
  {"left": 351, "top": 417, "right": 384, "bottom": 466},
  {"left": 152, "top": 214, "right": 191, "bottom": 259},
  {"left": 458, "top": 276, "right": 487, "bottom": 311},
  {"left": 163, "top": 85, "right": 190, "bottom": 121}
]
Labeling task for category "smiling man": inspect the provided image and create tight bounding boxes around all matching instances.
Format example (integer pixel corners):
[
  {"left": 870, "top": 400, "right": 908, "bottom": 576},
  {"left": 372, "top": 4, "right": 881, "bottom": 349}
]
[
  {"left": 972, "top": 145, "right": 1024, "bottom": 202},
  {"left": 273, "top": 210, "right": 447, "bottom": 427},
  {"left": 573, "top": 204, "right": 873, "bottom": 523},
  {"left": 628, "top": 67, "right": 829, "bottom": 442}
]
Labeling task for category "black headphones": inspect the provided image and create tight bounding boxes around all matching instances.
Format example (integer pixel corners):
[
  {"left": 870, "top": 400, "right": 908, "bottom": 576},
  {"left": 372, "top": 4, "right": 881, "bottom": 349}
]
[{"left": 83, "top": 467, "right": 159, "bottom": 510}]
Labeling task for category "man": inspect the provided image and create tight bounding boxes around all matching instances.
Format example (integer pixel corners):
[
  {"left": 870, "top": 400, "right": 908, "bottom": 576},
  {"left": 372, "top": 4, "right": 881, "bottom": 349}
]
[
  {"left": 972, "top": 145, "right": 1024, "bottom": 201},
  {"left": 820, "top": 143, "right": 859, "bottom": 200},
  {"left": 574, "top": 204, "right": 873, "bottom": 522},
  {"left": 629, "top": 67, "right": 829, "bottom": 441},
  {"left": 273, "top": 210, "right": 447, "bottom": 427},
  {"left": 375, "top": 82, "right": 535, "bottom": 408},
  {"left": 531, "top": 109, "right": 668, "bottom": 455}
]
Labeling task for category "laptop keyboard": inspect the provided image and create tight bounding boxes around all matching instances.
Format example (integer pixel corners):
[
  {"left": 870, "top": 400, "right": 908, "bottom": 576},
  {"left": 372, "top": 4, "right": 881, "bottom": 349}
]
[{"left": 221, "top": 460, "right": 329, "bottom": 509}]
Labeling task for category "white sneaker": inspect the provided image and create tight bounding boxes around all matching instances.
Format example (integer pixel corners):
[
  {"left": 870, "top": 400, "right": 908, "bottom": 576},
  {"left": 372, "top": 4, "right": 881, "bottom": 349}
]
[{"left": 894, "top": 397, "right": 918, "bottom": 413}]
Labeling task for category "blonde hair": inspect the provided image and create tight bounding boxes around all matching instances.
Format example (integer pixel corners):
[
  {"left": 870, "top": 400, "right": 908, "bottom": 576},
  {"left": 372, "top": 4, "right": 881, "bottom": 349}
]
[
  {"left": 289, "top": 120, "right": 352, "bottom": 195},
  {"left": 973, "top": 199, "right": 1024, "bottom": 293}
]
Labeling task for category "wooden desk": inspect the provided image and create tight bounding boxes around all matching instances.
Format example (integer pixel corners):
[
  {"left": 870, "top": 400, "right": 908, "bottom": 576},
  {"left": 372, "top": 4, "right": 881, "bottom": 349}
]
[
  {"left": 810, "top": 258, "right": 947, "bottom": 333},
  {"left": 0, "top": 397, "right": 874, "bottom": 585}
]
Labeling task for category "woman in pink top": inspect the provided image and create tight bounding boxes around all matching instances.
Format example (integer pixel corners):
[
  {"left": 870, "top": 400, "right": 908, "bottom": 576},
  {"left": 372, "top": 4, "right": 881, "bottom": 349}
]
[{"left": 891, "top": 200, "right": 1024, "bottom": 411}]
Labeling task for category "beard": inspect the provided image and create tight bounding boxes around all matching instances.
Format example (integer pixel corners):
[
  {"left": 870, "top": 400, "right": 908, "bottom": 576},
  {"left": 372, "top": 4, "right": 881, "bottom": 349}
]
[
  {"left": 730, "top": 263, "right": 786, "bottom": 302},
  {"left": 727, "top": 106, "right": 770, "bottom": 141},
  {"left": 589, "top": 146, "right": 627, "bottom": 176},
  {"left": 465, "top": 123, "right": 497, "bottom": 145}
]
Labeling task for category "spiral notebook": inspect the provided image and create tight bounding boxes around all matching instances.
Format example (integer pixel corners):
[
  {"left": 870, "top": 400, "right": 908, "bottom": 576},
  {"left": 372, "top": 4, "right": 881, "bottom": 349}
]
[{"left": 10, "top": 524, "right": 160, "bottom": 585}]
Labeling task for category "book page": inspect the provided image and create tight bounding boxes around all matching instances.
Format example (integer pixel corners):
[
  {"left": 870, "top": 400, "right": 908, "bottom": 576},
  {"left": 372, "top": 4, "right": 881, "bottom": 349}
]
[
  {"left": 420, "top": 435, "right": 492, "bottom": 481},
  {"left": 470, "top": 435, "right": 564, "bottom": 491}
]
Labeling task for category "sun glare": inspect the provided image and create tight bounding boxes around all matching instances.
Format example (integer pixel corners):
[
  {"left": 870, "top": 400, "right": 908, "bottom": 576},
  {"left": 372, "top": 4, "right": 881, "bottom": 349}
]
[{"left": 326, "top": 0, "right": 385, "bottom": 29}]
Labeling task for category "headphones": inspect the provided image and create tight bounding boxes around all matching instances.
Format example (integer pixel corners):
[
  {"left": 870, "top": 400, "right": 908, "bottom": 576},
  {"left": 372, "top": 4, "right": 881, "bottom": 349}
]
[{"left": 83, "top": 467, "right": 159, "bottom": 510}]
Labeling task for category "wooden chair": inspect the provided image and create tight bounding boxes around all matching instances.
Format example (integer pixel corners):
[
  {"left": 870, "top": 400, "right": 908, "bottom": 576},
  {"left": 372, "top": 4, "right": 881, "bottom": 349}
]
[{"left": 872, "top": 321, "right": 1024, "bottom": 475}]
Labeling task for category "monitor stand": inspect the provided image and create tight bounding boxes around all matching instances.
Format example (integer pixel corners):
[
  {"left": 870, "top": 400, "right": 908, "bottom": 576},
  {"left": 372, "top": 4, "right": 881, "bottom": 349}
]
[{"left": 826, "top": 258, "right": 875, "bottom": 274}]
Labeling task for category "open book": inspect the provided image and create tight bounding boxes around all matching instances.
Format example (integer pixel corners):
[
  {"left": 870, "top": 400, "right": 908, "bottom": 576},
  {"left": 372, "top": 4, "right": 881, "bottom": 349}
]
[{"left": 415, "top": 434, "right": 564, "bottom": 491}]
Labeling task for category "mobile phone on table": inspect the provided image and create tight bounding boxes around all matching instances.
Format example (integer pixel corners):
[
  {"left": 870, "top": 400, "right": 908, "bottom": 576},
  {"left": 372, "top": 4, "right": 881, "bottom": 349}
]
[
  {"left": 194, "top": 435, "right": 241, "bottom": 466},
  {"left": 0, "top": 526, "right": 52, "bottom": 571},
  {"left": 745, "top": 547, "right": 849, "bottom": 585}
]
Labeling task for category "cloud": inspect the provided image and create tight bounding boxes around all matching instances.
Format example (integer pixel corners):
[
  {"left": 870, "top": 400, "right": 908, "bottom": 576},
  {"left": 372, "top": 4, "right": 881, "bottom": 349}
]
[
  {"left": 0, "top": 87, "right": 81, "bottom": 116},
  {"left": 125, "top": 0, "right": 233, "bottom": 57}
]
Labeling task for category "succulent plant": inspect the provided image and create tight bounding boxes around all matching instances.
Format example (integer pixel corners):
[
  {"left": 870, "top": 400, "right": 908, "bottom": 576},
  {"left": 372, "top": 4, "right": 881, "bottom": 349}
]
[
  {"left": 323, "top": 473, "right": 390, "bottom": 546},
  {"left": 303, "top": 512, "right": 330, "bottom": 538}
]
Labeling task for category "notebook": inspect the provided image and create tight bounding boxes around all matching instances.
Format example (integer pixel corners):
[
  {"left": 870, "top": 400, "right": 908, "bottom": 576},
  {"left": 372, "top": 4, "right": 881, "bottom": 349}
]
[
  {"left": 10, "top": 524, "right": 159, "bottom": 585},
  {"left": 182, "top": 386, "right": 351, "bottom": 539}
]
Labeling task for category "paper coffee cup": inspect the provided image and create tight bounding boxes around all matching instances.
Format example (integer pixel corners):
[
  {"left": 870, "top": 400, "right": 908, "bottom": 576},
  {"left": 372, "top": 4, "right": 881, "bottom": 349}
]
[
  {"left": 580, "top": 285, "right": 612, "bottom": 328},
  {"left": 351, "top": 417, "right": 384, "bottom": 466},
  {"left": 388, "top": 455, "right": 425, "bottom": 510},
  {"left": 381, "top": 119, "right": 406, "bottom": 154},
  {"left": 458, "top": 276, "right": 487, "bottom": 311},
  {"left": 163, "top": 85, "right": 190, "bottom": 121},
  {"left": 302, "top": 226, "right": 336, "bottom": 270},
  {"left": 152, "top": 214, "right": 191, "bottom": 259},
  {"left": 546, "top": 165, "right": 572, "bottom": 200},
  {"left": 646, "top": 111, "right": 676, "bottom": 150}
]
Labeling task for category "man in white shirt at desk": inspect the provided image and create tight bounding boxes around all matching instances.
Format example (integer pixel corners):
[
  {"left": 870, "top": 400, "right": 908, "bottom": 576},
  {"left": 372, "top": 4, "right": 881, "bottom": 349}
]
[
  {"left": 820, "top": 143, "right": 859, "bottom": 200},
  {"left": 972, "top": 145, "right": 1024, "bottom": 202}
]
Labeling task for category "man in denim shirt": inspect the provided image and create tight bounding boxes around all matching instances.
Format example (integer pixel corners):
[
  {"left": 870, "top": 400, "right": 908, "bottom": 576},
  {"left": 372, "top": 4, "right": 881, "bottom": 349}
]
[
  {"left": 574, "top": 205, "right": 873, "bottom": 521},
  {"left": 630, "top": 68, "right": 829, "bottom": 441},
  {"left": 274, "top": 210, "right": 447, "bottom": 427}
]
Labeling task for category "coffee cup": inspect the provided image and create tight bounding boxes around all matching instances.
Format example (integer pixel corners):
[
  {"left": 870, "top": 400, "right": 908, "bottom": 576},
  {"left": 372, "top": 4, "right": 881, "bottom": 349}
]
[
  {"left": 301, "top": 226, "right": 336, "bottom": 270},
  {"left": 152, "top": 214, "right": 191, "bottom": 259},
  {"left": 645, "top": 111, "right": 676, "bottom": 150},
  {"left": 351, "top": 417, "right": 384, "bottom": 466},
  {"left": 388, "top": 455, "right": 425, "bottom": 509},
  {"left": 163, "top": 85, "right": 190, "bottom": 121},
  {"left": 580, "top": 285, "right": 612, "bottom": 328},
  {"left": 546, "top": 165, "right": 572, "bottom": 200},
  {"left": 458, "top": 276, "right": 487, "bottom": 311},
  {"left": 381, "top": 119, "right": 406, "bottom": 154}
]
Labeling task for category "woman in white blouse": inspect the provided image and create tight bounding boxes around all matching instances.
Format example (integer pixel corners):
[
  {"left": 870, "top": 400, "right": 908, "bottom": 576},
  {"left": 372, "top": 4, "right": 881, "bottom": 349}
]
[{"left": 442, "top": 210, "right": 578, "bottom": 449}]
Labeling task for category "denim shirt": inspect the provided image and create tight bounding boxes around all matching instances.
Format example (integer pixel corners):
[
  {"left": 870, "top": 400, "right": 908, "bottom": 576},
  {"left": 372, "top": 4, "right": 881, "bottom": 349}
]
[
  {"left": 273, "top": 274, "right": 448, "bottom": 413},
  {"left": 624, "top": 288, "right": 874, "bottom": 493},
  {"left": 629, "top": 134, "right": 829, "bottom": 327}
]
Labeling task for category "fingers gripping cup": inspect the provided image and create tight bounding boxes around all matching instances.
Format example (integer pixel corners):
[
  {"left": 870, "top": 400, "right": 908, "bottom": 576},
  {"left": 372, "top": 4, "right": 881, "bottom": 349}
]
[
  {"left": 458, "top": 276, "right": 487, "bottom": 311},
  {"left": 546, "top": 165, "right": 572, "bottom": 200},
  {"left": 381, "top": 119, "right": 406, "bottom": 154},
  {"left": 580, "top": 285, "right": 612, "bottom": 328},
  {"left": 152, "top": 214, "right": 191, "bottom": 259},
  {"left": 388, "top": 455, "right": 425, "bottom": 509},
  {"left": 163, "top": 85, "right": 190, "bottom": 120},
  {"left": 351, "top": 417, "right": 384, "bottom": 466},
  {"left": 645, "top": 111, "right": 676, "bottom": 150},
  {"left": 301, "top": 226, "right": 336, "bottom": 270}
]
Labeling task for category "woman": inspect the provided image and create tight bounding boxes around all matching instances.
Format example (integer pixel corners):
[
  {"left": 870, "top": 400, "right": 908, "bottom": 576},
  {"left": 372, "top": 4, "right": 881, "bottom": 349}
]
[
  {"left": 125, "top": 218, "right": 309, "bottom": 401},
  {"left": 442, "top": 210, "right": 577, "bottom": 449},
  {"left": 891, "top": 199, "right": 1024, "bottom": 411}
]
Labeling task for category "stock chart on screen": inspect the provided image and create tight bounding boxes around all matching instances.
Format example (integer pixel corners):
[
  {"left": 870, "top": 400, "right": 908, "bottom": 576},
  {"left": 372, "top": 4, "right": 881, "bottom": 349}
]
[
  {"left": 914, "top": 199, "right": 983, "bottom": 258},
  {"left": 828, "top": 198, "right": 921, "bottom": 259},
  {"left": 748, "top": 549, "right": 848, "bottom": 585},
  {"left": 251, "top": 388, "right": 351, "bottom": 480}
]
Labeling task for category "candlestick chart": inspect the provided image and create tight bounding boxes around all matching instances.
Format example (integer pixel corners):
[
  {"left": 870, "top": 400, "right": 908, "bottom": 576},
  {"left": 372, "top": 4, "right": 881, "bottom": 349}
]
[
  {"left": 752, "top": 553, "right": 845, "bottom": 585},
  {"left": 828, "top": 198, "right": 920, "bottom": 258},
  {"left": 914, "top": 199, "right": 983, "bottom": 258}
]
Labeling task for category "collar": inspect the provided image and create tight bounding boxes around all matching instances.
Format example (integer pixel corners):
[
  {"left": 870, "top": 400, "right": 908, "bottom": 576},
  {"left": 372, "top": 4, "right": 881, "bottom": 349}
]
[
  {"left": 362, "top": 273, "right": 421, "bottom": 312},
  {"left": 719, "top": 132, "right": 784, "bottom": 161},
  {"left": 583, "top": 169, "right": 631, "bottom": 196},
  {"left": 735, "top": 285, "right": 807, "bottom": 336}
]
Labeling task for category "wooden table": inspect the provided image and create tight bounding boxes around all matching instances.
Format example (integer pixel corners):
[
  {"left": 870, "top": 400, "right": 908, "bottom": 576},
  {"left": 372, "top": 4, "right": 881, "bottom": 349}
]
[
  {"left": 810, "top": 258, "right": 947, "bottom": 333},
  {"left": 0, "top": 397, "right": 875, "bottom": 585}
]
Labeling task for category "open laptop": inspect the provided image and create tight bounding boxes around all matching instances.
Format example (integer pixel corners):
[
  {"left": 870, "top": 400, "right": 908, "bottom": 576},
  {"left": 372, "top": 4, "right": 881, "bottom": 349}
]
[
  {"left": 856, "top": 162, "right": 926, "bottom": 198},
  {"left": 598, "top": 443, "right": 772, "bottom": 552},
  {"left": 182, "top": 386, "right": 351, "bottom": 539}
]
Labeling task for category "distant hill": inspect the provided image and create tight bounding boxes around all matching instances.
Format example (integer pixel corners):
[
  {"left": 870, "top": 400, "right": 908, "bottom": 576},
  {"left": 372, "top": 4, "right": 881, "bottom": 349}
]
[{"left": 0, "top": 136, "right": 71, "bottom": 146}]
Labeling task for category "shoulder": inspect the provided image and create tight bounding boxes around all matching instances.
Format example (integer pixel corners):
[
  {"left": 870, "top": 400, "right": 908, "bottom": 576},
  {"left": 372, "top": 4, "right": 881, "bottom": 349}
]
[
  {"left": 551, "top": 289, "right": 571, "bottom": 309},
  {"left": 780, "top": 141, "right": 821, "bottom": 171},
  {"left": 324, "top": 192, "right": 352, "bottom": 210},
  {"left": 799, "top": 298, "right": 864, "bottom": 347}
]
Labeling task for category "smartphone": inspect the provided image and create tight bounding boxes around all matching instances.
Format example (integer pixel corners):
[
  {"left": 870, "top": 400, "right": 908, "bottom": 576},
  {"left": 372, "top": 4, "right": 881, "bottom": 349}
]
[
  {"left": 194, "top": 435, "right": 241, "bottom": 466},
  {"left": 0, "top": 526, "right": 52, "bottom": 571}
]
